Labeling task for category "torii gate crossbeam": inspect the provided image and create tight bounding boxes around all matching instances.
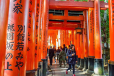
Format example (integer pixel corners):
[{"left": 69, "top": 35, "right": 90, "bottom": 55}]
[{"left": 49, "top": 0, "right": 108, "bottom": 10}]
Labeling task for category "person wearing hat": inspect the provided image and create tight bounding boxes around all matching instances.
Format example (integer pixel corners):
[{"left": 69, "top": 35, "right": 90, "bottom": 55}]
[{"left": 66, "top": 45, "right": 77, "bottom": 76}]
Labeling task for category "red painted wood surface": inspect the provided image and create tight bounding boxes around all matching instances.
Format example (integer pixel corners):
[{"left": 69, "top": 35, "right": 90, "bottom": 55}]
[
  {"left": 4, "top": 0, "right": 29, "bottom": 76},
  {"left": 38, "top": 0, "right": 42, "bottom": 62},
  {"left": 88, "top": 8, "right": 95, "bottom": 57},
  {"left": 49, "top": 0, "right": 108, "bottom": 10},
  {"left": 41, "top": 0, "right": 49, "bottom": 59},
  {"left": 84, "top": 10, "right": 89, "bottom": 58},
  {"left": 27, "top": 0, "right": 35, "bottom": 71},
  {"left": 94, "top": 0, "right": 102, "bottom": 59},
  {"left": 109, "top": 0, "right": 114, "bottom": 61},
  {"left": 0, "top": 0, "right": 9, "bottom": 76}
]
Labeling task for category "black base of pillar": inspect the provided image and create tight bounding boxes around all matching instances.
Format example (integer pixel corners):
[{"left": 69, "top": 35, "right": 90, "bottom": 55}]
[
  {"left": 38, "top": 61, "right": 43, "bottom": 76},
  {"left": 78, "top": 58, "right": 84, "bottom": 70},
  {"left": 83, "top": 57, "right": 88, "bottom": 71},
  {"left": 37, "top": 68, "right": 40, "bottom": 76},
  {"left": 93, "top": 59, "right": 104, "bottom": 75},
  {"left": 108, "top": 60, "right": 114, "bottom": 76},
  {"left": 77, "top": 58, "right": 80, "bottom": 67},
  {"left": 26, "top": 70, "right": 36, "bottom": 76},
  {"left": 87, "top": 56, "right": 94, "bottom": 74},
  {"left": 41, "top": 59, "right": 47, "bottom": 76}
]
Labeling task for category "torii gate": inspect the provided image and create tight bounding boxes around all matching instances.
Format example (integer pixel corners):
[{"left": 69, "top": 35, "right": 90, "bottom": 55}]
[
  {"left": 48, "top": 0, "right": 108, "bottom": 75},
  {"left": 0, "top": 0, "right": 113, "bottom": 76}
]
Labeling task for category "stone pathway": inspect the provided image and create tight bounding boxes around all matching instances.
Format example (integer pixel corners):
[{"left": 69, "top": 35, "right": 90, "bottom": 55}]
[{"left": 47, "top": 59, "right": 91, "bottom": 76}]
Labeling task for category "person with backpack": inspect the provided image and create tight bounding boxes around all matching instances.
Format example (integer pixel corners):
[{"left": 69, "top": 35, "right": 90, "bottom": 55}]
[
  {"left": 56, "top": 47, "right": 60, "bottom": 60},
  {"left": 59, "top": 47, "right": 66, "bottom": 67}
]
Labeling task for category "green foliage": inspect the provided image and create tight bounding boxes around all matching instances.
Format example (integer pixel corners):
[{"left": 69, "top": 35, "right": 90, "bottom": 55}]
[
  {"left": 74, "top": 0, "right": 105, "bottom": 2},
  {"left": 100, "top": 9, "right": 109, "bottom": 44}
]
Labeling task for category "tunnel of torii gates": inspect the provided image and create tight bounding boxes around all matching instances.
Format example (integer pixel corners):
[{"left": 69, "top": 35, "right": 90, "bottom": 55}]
[{"left": 0, "top": 0, "right": 114, "bottom": 76}]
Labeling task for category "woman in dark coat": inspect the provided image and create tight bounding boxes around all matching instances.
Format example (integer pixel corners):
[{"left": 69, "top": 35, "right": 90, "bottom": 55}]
[{"left": 66, "top": 45, "right": 77, "bottom": 76}]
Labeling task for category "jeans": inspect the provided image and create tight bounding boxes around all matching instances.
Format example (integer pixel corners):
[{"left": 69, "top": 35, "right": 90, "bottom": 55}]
[{"left": 67, "top": 64, "right": 75, "bottom": 74}]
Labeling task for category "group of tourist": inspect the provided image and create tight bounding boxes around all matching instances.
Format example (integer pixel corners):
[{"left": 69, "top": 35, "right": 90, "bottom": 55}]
[{"left": 48, "top": 44, "right": 77, "bottom": 76}]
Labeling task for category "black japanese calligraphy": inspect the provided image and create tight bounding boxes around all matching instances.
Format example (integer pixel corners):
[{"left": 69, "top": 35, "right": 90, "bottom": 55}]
[
  {"left": 5, "top": 62, "right": 13, "bottom": 71},
  {"left": 17, "top": 33, "right": 25, "bottom": 41},
  {"left": 13, "top": 3, "right": 22, "bottom": 14},
  {"left": 27, "top": 47, "right": 30, "bottom": 51},
  {"left": 15, "top": 61, "right": 23, "bottom": 70},
  {"left": 35, "top": 53, "right": 37, "bottom": 57},
  {"left": 15, "top": 52, "right": 23, "bottom": 60},
  {"left": 6, "top": 53, "right": 13, "bottom": 60},
  {"left": 7, "top": 33, "right": 14, "bottom": 40},
  {"left": 35, "top": 46, "right": 37, "bottom": 50},
  {"left": 6, "top": 42, "right": 14, "bottom": 50},
  {"left": 17, "top": 25, "right": 25, "bottom": 33},
  {"left": 30, "top": 0, "right": 32, "bottom": 5},
  {"left": 8, "top": 24, "right": 15, "bottom": 32},
  {"left": 28, "top": 32, "right": 30, "bottom": 41},
  {"left": 16, "top": 42, "right": 24, "bottom": 51}
]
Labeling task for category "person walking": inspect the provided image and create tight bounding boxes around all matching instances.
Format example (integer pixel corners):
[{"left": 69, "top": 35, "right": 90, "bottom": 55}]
[
  {"left": 63, "top": 44, "right": 68, "bottom": 63},
  {"left": 49, "top": 46, "right": 54, "bottom": 66},
  {"left": 59, "top": 47, "right": 66, "bottom": 67},
  {"left": 53, "top": 46, "right": 56, "bottom": 63},
  {"left": 66, "top": 45, "right": 77, "bottom": 76},
  {"left": 56, "top": 47, "right": 60, "bottom": 60}
]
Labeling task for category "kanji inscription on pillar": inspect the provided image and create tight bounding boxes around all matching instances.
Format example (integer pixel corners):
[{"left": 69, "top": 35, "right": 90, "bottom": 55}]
[{"left": 4, "top": 0, "right": 29, "bottom": 76}]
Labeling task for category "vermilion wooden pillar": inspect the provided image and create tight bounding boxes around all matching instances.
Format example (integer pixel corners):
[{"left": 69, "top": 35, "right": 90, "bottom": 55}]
[
  {"left": 66, "top": 30, "right": 69, "bottom": 47},
  {"left": 78, "top": 21, "right": 84, "bottom": 70},
  {"left": 45, "top": 0, "right": 49, "bottom": 57},
  {"left": 94, "top": 0, "right": 102, "bottom": 60},
  {"left": 61, "top": 30, "right": 63, "bottom": 47},
  {"left": 74, "top": 31, "right": 77, "bottom": 53},
  {"left": 65, "top": 30, "right": 67, "bottom": 47},
  {"left": 63, "top": 30, "right": 65, "bottom": 45},
  {"left": 35, "top": 0, "right": 39, "bottom": 70},
  {"left": 41, "top": 0, "right": 45, "bottom": 59},
  {"left": 72, "top": 30, "right": 74, "bottom": 45},
  {"left": 38, "top": 0, "right": 42, "bottom": 62},
  {"left": 83, "top": 10, "right": 89, "bottom": 70},
  {"left": 74, "top": 30, "right": 78, "bottom": 66},
  {"left": 41, "top": 0, "right": 49, "bottom": 59},
  {"left": 109, "top": 0, "right": 114, "bottom": 75},
  {"left": 26, "top": 0, "right": 35, "bottom": 72},
  {"left": 4, "top": 0, "right": 29, "bottom": 76},
  {"left": 77, "top": 34, "right": 81, "bottom": 67},
  {"left": 0, "top": 0, "right": 9, "bottom": 76},
  {"left": 94, "top": 0, "right": 104, "bottom": 75},
  {"left": 88, "top": 8, "right": 94, "bottom": 58},
  {"left": 52, "top": 32, "right": 56, "bottom": 48},
  {"left": 69, "top": 30, "right": 71, "bottom": 45},
  {"left": 41, "top": 0, "right": 49, "bottom": 75},
  {"left": 69, "top": 30, "right": 72, "bottom": 44},
  {"left": 75, "top": 31, "right": 77, "bottom": 55},
  {"left": 88, "top": 8, "right": 95, "bottom": 73}
]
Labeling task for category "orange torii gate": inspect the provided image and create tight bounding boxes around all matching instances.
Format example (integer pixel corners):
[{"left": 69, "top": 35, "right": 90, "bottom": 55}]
[
  {"left": 1, "top": 0, "right": 114, "bottom": 76},
  {"left": 48, "top": 0, "right": 108, "bottom": 76}
]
